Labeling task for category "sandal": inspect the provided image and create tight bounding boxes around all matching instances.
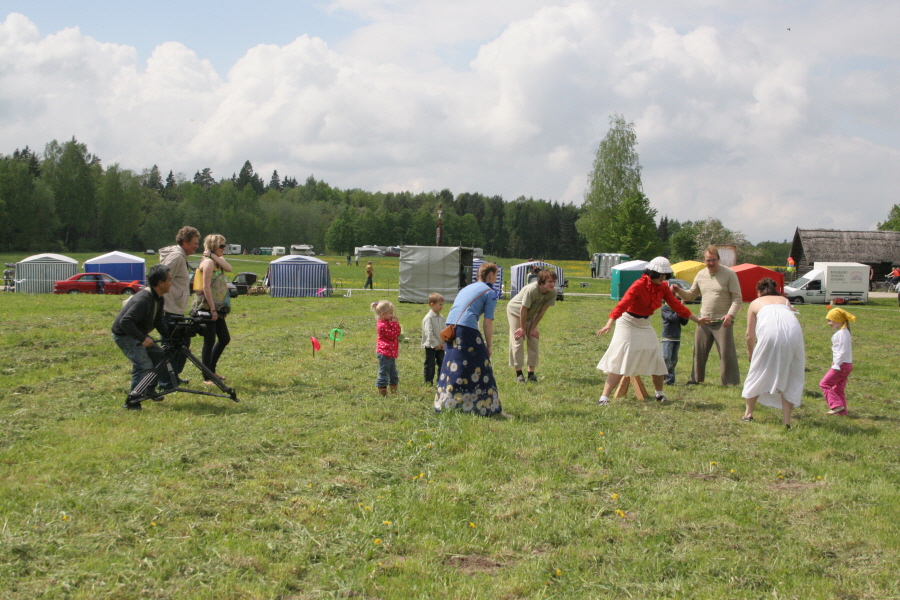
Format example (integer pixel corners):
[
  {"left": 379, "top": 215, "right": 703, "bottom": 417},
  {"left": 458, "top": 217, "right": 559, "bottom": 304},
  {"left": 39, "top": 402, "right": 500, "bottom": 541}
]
[{"left": 740, "top": 415, "right": 754, "bottom": 422}]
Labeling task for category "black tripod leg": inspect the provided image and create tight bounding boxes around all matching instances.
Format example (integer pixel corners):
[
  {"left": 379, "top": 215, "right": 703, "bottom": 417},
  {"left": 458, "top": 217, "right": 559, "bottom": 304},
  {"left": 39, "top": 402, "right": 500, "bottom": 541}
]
[
  {"left": 180, "top": 346, "right": 239, "bottom": 402},
  {"left": 129, "top": 344, "right": 184, "bottom": 402}
]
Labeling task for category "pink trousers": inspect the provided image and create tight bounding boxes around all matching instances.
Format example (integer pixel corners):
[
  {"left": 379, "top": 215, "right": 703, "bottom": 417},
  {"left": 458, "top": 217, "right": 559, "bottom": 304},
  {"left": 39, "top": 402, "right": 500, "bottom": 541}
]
[{"left": 819, "top": 363, "right": 853, "bottom": 413}]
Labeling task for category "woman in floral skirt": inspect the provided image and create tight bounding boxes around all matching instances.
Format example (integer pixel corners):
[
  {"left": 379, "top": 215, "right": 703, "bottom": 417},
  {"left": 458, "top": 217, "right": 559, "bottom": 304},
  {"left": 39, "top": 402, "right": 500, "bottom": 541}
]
[{"left": 434, "top": 262, "right": 502, "bottom": 416}]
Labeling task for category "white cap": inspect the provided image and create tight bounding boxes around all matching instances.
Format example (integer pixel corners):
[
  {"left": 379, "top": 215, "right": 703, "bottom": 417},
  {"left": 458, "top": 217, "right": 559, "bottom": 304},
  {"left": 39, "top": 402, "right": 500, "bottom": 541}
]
[{"left": 646, "top": 256, "right": 673, "bottom": 274}]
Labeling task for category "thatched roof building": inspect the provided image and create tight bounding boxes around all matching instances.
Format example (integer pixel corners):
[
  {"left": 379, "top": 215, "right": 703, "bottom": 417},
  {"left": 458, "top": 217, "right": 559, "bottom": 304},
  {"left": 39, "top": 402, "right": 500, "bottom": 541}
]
[{"left": 790, "top": 228, "right": 900, "bottom": 277}]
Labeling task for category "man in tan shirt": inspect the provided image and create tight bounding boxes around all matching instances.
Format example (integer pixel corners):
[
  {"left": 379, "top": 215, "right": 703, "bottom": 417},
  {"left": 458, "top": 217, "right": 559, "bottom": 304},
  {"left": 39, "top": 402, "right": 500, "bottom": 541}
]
[
  {"left": 671, "top": 246, "right": 743, "bottom": 385},
  {"left": 507, "top": 269, "right": 557, "bottom": 383}
]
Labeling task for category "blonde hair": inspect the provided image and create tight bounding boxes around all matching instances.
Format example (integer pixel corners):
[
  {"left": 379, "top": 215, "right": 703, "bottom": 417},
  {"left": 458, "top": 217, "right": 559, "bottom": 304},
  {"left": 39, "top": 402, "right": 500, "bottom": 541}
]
[
  {"left": 204, "top": 233, "right": 225, "bottom": 253},
  {"left": 428, "top": 292, "right": 444, "bottom": 305},
  {"left": 371, "top": 300, "right": 394, "bottom": 318},
  {"left": 477, "top": 262, "right": 498, "bottom": 282}
]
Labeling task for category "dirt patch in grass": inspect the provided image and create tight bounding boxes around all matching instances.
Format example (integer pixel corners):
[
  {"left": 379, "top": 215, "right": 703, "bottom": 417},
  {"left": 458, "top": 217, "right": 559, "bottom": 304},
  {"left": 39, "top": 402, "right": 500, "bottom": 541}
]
[{"left": 444, "top": 554, "right": 503, "bottom": 574}]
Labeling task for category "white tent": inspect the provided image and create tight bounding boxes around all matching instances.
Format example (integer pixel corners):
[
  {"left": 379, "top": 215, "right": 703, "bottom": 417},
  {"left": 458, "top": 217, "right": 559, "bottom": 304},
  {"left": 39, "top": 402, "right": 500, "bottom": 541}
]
[
  {"left": 509, "top": 261, "right": 565, "bottom": 299},
  {"left": 267, "top": 255, "right": 332, "bottom": 297},
  {"left": 15, "top": 253, "right": 78, "bottom": 293},
  {"left": 398, "top": 246, "right": 475, "bottom": 303},
  {"left": 84, "top": 251, "right": 146, "bottom": 283}
]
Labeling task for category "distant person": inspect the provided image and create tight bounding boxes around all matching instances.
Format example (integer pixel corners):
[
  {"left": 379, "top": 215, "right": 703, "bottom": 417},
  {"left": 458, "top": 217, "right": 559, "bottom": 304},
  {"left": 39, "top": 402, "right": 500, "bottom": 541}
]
[
  {"left": 191, "top": 234, "right": 233, "bottom": 384},
  {"left": 347, "top": 255, "right": 352, "bottom": 266},
  {"left": 596, "top": 257, "right": 708, "bottom": 406},
  {"left": 421, "top": 293, "right": 446, "bottom": 386},
  {"left": 526, "top": 264, "right": 540, "bottom": 284},
  {"left": 507, "top": 268, "right": 557, "bottom": 383},
  {"left": 434, "top": 262, "right": 503, "bottom": 416},
  {"left": 364, "top": 261, "right": 374, "bottom": 289},
  {"left": 111, "top": 264, "right": 173, "bottom": 410},
  {"left": 660, "top": 304, "right": 689, "bottom": 385},
  {"left": 820, "top": 308, "right": 855, "bottom": 416},
  {"left": 159, "top": 226, "right": 200, "bottom": 386},
  {"left": 372, "top": 300, "right": 400, "bottom": 396},
  {"left": 671, "top": 246, "right": 743, "bottom": 386},
  {"left": 741, "top": 278, "right": 804, "bottom": 429}
]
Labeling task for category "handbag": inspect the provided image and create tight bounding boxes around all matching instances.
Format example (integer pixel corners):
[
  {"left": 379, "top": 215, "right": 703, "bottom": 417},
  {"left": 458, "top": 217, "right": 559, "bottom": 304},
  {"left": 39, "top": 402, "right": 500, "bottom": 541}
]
[
  {"left": 440, "top": 286, "right": 493, "bottom": 343},
  {"left": 190, "top": 266, "right": 230, "bottom": 316}
]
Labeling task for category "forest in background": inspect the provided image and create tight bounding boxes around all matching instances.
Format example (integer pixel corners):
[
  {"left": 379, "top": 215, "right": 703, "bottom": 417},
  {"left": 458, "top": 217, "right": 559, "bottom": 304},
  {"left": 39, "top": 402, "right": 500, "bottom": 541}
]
[{"left": 1, "top": 137, "right": 791, "bottom": 264}]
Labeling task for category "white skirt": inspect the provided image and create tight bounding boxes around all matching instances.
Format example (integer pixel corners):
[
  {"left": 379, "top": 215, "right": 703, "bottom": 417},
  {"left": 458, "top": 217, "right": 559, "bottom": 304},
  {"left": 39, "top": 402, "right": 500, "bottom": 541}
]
[{"left": 597, "top": 313, "right": 668, "bottom": 376}]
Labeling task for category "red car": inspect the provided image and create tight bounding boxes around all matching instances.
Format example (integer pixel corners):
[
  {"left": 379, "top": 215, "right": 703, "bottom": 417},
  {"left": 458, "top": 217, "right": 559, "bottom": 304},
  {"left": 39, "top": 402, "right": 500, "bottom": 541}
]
[{"left": 53, "top": 273, "right": 144, "bottom": 295}]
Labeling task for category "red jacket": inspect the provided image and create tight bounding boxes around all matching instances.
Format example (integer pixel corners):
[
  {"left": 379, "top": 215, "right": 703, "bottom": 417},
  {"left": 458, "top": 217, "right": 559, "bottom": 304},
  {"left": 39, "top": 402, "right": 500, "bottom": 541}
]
[
  {"left": 376, "top": 319, "right": 401, "bottom": 358},
  {"left": 609, "top": 275, "right": 692, "bottom": 321}
]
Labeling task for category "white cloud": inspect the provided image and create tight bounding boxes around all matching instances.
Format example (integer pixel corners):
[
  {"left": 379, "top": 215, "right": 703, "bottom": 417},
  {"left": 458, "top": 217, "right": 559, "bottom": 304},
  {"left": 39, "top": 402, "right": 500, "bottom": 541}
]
[{"left": 1, "top": 3, "right": 899, "bottom": 242}]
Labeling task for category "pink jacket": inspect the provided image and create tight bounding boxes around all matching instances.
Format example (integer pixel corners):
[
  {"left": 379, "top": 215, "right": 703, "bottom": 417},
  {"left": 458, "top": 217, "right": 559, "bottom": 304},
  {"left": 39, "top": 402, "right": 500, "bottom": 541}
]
[{"left": 376, "top": 319, "right": 401, "bottom": 358}]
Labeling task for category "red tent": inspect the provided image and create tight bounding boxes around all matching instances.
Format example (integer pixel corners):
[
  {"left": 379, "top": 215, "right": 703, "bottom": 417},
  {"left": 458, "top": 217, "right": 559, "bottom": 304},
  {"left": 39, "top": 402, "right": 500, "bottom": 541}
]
[{"left": 731, "top": 264, "right": 785, "bottom": 303}]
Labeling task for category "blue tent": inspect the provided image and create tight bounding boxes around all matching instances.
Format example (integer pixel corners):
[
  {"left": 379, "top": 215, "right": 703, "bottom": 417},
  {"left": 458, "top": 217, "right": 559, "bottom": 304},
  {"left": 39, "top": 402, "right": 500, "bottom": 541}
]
[
  {"left": 267, "top": 255, "right": 332, "bottom": 298},
  {"left": 471, "top": 259, "right": 503, "bottom": 299},
  {"left": 84, "top": 251, "right": 146, "bottom": 283}
]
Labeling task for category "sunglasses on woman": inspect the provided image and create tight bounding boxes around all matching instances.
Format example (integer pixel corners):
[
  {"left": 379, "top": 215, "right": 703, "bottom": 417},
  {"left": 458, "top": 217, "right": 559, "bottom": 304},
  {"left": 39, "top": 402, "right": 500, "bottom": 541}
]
[{"left": 218, "top": 244, "right": 226, "bottom": 249}]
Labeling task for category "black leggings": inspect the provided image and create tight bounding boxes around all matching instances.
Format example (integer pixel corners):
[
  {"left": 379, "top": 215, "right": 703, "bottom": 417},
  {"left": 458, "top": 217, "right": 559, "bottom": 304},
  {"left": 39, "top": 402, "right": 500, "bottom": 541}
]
[{"left": 202, "top": 317, "right": 230, "bottom": 376}]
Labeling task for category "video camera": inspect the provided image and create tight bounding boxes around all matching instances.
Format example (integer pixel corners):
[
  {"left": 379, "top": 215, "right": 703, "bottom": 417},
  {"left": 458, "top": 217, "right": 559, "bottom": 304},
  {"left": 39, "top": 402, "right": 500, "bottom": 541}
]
[{"left": 166, "top": 312, "right": 214, "bottom": 342}]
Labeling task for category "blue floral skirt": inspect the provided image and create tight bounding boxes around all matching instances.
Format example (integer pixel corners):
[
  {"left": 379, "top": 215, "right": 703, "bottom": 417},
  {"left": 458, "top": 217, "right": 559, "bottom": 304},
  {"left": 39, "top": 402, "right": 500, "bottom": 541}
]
[{"left": 434, "top": 324, "right": 502, "bottom": 416}]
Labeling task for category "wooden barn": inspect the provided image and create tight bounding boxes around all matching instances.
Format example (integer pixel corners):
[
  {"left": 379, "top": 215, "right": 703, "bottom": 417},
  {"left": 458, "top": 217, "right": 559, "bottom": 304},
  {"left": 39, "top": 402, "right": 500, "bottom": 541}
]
[{"left": 789, "top": 228, "right": 900, "bottom": 279}]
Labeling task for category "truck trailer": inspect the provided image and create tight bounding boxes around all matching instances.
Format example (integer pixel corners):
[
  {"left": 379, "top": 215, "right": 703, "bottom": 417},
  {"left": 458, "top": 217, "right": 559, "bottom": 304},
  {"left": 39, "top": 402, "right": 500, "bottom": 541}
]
[{"left": 783, "top": 262, "right": 869, "bottom": 304}]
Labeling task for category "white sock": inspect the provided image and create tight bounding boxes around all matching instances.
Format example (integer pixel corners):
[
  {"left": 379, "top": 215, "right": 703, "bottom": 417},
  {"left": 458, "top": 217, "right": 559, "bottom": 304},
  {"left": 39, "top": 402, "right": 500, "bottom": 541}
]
[
  {"left": 600, "top": 395, "right": 610, "bottom": 403},
  {"left": 655, "top": 389, "right": 665, "bottom": 398}
]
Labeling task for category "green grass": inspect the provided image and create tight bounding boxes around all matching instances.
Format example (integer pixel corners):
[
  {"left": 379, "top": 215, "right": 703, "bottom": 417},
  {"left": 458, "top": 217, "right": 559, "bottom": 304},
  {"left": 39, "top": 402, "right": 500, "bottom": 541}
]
[{"left": 2, "top": 255, "right": 900, "bottom": 598}]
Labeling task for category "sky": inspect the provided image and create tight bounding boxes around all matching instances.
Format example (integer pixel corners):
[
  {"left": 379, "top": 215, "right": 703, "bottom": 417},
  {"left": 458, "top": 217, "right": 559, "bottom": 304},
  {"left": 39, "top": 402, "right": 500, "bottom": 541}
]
[{"left": 1, "top": 0, "right": 899, "bottom": 243}]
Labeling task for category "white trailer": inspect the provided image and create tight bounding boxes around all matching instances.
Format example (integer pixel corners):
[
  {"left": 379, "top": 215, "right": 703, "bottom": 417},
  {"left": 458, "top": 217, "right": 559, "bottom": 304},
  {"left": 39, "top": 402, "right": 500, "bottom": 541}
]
[
  {"left": 224, "top": 244, "right": 242, "bottom": 255},
  {"left": 784, "top": 262, "right": 869, "bottom": 305}
]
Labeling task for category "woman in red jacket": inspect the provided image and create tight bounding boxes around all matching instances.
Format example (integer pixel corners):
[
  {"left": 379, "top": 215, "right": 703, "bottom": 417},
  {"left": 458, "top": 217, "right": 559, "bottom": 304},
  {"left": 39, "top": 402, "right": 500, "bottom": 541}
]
[{"left": 596, "top": 257, "right": 709, "bottom": 405}]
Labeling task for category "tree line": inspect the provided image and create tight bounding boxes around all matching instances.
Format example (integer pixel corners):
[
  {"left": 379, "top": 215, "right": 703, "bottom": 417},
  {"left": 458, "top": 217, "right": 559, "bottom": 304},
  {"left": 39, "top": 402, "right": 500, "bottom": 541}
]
[
  {"left": 0, "top": 138, "right": 587, "bottom": 259},
  {"left": 2, "top": 134, "right": 790, "bottom": 264}
]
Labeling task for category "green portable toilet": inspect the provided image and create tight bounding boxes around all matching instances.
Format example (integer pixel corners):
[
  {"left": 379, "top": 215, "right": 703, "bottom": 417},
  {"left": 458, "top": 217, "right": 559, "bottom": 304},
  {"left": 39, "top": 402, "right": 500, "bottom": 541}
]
[{"left": 611, "top": 260, "right": 648, "bottom": 300}]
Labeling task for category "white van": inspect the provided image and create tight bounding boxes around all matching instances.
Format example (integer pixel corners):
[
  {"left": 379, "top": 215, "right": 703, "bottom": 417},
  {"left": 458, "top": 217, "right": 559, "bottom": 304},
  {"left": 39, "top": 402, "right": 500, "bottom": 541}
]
[{"left": 784, "top": 262, "right": 869, "bottom": 304}]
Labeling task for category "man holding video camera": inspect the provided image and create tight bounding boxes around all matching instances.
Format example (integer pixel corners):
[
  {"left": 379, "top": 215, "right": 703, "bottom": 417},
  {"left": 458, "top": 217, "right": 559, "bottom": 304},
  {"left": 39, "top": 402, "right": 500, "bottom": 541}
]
[
  {"left": 159, "top": 226, "right": 200, "bottom": 385},
  {"left": 112, "top": 264, "right": 173, "bottom": 410}
]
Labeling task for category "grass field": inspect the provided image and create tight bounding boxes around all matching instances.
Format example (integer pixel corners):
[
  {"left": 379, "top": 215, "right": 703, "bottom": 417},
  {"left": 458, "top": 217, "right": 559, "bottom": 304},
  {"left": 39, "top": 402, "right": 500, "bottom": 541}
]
[{"left": 2, "top": 253, "right": 900, "bottom": 599}]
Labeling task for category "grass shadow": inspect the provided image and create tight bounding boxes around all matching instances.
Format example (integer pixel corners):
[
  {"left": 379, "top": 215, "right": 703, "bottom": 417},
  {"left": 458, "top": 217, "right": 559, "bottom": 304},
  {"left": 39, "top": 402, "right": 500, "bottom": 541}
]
[{"left": 167, "top": 400, "right": 255, "bottom": 415}]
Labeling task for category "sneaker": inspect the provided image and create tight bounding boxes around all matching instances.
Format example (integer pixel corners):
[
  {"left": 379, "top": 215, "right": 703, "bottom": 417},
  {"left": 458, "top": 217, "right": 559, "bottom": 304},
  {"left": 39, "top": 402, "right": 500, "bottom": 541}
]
[
  {"left": 655, "top": 394, "right": 669, "bottom": 403},
  {"left": 597, "top": 397, "right": 609, "bottom": 406},
  {"left": 826, "top": 407, "right": 847, "bottom": 415},
  {"left": 122, "top": 399, "right": 142, "bottom": 410},
  {"left": 785, "top": 423, "right": 792, "bottom": 430},
  {"left": 516, "top": 375, "right": 526, "bottom": 383},
  {"left": 177, "top": 377, "right": 190, "bottom": 386},
  {"left": 527, "top": 373, "right": 538, "bottom": 382}
]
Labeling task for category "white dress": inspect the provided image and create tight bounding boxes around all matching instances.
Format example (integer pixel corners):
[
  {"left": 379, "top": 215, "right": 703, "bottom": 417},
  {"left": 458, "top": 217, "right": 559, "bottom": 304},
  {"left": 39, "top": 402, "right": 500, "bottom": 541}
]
[{"left": 741, "top": 300, "right": 805, "bottom": 408}]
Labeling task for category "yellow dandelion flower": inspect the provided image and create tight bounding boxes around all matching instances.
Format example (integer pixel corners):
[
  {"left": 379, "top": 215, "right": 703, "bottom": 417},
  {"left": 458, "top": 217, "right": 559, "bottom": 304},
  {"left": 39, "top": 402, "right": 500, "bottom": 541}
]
[
  {"left": 469, "top": 522, "right": 476, "bottom": 528},
  {"left": 710, "top": 461, "right": 717, "bottom": 466},
  {"left": 61, "top": 514, "right": 68, "bottom": 521},
  {"left": 616, "top": 509, "right": 625, "bottom": 518},
  {"left": 555, "top": 568, "right": 562, "bottom": 577},
  {"left": 817, "top": 476, "right": 822, "bottom": 480},
  {"left": 383, "top": 521, "right": 391, "bottom": 526},
  {"left": 611, "top": 494, "right": 618, "bottom": 500},
  {"left": 419, "top": 472, "right": 424, "bottom": 478},
  {"left": 374, "top": 538, "right": 382, "bottom": 544},
  {"left": 730, "top": 469, "right": 735, "bottom": 474},
  {"left": 365, "top": 506, "right": 372, "bottom": 511},
  {"left": 598, "top": 446, "right": 604, "bottom": 451},
  {"left": 599, "top": 431, "right": 604, "bottom": 436},
  {"left": 151, "top": 522, "right": 157, "bottom": 527},
  {"left": 377, "top": 562, "right": 383, "bottom": 566}
]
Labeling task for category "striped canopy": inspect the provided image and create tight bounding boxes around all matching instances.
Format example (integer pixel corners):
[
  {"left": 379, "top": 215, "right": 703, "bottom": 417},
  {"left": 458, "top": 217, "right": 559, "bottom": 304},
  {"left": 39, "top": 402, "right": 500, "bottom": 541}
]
[{"left": 267, "top": 255, "right": 332, "bottom": 298}]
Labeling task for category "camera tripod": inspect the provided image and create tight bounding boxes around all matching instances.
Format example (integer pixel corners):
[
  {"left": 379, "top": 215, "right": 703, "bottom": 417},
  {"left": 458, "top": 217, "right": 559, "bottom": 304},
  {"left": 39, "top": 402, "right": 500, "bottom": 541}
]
[{"left": 127, "top": 330, "right": 239, "bottom": 407}]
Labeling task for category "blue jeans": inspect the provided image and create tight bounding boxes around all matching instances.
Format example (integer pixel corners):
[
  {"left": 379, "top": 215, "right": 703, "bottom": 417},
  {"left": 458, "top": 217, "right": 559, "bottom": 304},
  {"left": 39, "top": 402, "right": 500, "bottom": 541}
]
[
  {"left": 113, "top": 334, "right": 169, "bottom": 391},
  {"left": 662, "top": 340, "right": 680, "bottom": 385},
  {"left": 376, "top": 354, "right": 399, "bottom": 388}
]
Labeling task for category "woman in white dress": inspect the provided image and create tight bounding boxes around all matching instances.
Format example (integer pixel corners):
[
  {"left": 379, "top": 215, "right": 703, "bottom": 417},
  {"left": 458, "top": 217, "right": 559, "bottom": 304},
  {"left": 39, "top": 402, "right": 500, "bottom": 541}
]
[{"left": 741, "top": 278, "right": 805, "bottom": 429}]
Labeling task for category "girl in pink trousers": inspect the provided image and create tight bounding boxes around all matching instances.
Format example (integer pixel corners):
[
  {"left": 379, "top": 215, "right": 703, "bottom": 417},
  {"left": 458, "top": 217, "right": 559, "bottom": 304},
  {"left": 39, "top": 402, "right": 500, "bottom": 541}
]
[{"left": 820, "top": 307, "right": 855, "bottom": 416}]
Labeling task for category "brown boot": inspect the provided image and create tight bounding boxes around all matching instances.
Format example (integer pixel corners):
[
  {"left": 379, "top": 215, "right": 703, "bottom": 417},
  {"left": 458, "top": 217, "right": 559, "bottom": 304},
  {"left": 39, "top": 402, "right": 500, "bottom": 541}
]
[
  {"left": 389, "top": 385, "right": 398, "bottom": 394},
  {"left": 377, "top": 388, "right": 387, "bottom": 396}
]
